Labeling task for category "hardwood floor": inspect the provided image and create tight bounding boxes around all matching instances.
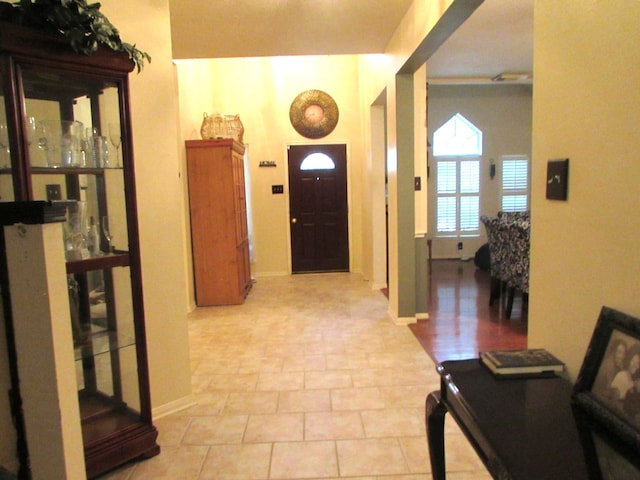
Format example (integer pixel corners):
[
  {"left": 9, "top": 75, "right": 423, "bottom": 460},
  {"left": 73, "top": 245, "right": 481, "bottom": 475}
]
[{"left": 409, "top": 259, "right": 528, "bottom": 363}]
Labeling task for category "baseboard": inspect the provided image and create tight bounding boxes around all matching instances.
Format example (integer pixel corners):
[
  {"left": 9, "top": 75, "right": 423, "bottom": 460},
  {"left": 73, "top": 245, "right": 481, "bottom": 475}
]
[
  {"left": 387, "top": 307, "right": 418, "bottom": 325},
  {"left": 253, "top": 271, "right": 289, "bottom": 278},
  {"left": 393, "top": 316, "right": 417, "bottom": 325},
  {"left": 152, "top": 394, "right": 198, "bottom": 420}
]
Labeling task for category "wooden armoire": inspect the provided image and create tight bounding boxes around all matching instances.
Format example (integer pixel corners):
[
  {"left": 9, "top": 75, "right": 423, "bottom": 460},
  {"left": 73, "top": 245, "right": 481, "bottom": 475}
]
[{"left": 186, "top": 139, "right": 251, "bottom": 305}]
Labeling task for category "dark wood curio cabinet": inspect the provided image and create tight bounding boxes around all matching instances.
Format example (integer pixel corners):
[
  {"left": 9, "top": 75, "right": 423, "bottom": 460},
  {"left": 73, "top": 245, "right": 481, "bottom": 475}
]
[{"left": 0, "top": 22, "right": 159, "bottom": 478}]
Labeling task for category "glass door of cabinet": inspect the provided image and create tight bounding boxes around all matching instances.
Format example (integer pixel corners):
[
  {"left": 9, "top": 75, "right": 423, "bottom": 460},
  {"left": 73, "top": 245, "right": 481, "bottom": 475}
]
[{"left": 23, "top": 68, "right": 147, "bottom": 444}]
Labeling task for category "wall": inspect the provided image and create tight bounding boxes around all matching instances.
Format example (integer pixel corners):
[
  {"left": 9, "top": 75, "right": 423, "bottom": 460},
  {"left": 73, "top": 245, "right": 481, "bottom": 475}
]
[
  {"left": 414, "top": 66, "right": 429, "bottom": 317},
  {"left": 100, "top": 0, "right": 194, "bottom": 414},
  {"left": 175, "top": 55, "right": 365, "bottom": 281},
  {"left": 358, "top": 0, "right": 471, "bottom": 322},
  {"left": 363, "top": 101, "right": 387, "bottom": 289},
  {"left": 427, "top": 83, "right": 533, "bottom": 260},
  {"left": 5, "top": 224, "right": 86, "bottom": 479},
  {"left": 529, "top": 0, "right": 640, "bottom": 378}
]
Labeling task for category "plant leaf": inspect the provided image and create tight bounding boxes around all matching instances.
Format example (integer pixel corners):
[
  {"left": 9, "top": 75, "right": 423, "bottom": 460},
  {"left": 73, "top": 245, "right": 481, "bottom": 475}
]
[{"left": 0, "top": 0, "right": 150, "bottom": 71}]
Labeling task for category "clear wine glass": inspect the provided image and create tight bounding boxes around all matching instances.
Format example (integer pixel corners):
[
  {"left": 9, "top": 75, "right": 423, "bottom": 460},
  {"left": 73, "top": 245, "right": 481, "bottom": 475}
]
[
  {"left": 24, "top": 116, "right": 41, "bottom": 166},
  {"left": 25, "top": 116, "right": 37, "bottom": 145},
  {"left": 108, "top": 123, "right": 121, "bottom": 168},
  {"left": 0, "top": 123, "right": 10, "bottom": 168},
  {"left": 101, "top": 216, "right": 113, "bottom": 254}
]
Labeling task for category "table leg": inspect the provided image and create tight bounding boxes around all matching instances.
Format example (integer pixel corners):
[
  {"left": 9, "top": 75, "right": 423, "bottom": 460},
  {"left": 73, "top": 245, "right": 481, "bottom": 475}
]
[{"left": 426, "top": 391, "right": 447, "bottom": 480}]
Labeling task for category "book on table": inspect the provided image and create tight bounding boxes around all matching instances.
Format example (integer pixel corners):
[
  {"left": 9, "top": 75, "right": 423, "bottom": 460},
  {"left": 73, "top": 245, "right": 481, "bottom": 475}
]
[{"left": 480, "top": 348, "right": 565, "bottom": 377}]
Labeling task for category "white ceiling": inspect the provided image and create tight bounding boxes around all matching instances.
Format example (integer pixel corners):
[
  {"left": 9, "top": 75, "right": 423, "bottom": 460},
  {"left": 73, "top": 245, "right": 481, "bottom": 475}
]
[
  {"left": 428, "top": 0, "right": 533, "bottom": 82},
  {"left": 168, "top": 0, "right": 533, "bottom": 82},
  {"left": 168, "top": 0, "right": 415, "bottom": 59}
]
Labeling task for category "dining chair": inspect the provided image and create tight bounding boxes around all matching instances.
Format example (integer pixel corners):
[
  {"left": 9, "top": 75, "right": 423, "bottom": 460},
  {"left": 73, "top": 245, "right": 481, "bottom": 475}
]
[
  {"left": 481, "top": 215, "right": 508, "bottom": 306},
  {"left": 503, "top": 219, "right": 530, "bottom": 319}
]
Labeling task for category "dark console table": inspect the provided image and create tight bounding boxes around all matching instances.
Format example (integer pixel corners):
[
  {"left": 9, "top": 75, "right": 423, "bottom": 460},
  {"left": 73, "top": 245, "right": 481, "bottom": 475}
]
[{"left": 425, "top": 359, "right": 590, "bottom": 480}]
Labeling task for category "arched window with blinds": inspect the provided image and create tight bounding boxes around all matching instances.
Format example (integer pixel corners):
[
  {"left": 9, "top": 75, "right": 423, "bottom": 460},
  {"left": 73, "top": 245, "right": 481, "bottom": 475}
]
[{"left": 432, "top": 113, "right": 482, "bottom": 235}]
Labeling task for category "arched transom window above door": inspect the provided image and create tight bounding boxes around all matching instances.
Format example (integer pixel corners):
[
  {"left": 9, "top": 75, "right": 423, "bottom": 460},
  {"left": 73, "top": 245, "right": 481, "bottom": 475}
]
[{"left": 300, "top": 152, "right": 336, "bottom": 170}]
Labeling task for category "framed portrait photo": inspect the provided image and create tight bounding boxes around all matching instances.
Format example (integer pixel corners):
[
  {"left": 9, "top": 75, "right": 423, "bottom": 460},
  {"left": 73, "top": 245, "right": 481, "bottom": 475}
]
[{"left": 573, "top": 306, "right": 640, "bottom": 454}]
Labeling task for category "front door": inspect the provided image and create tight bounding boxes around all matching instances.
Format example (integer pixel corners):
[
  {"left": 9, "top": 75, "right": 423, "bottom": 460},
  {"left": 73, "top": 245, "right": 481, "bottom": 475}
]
[{"left": 288, "top": 144, "right": 349, "bottom": 273}]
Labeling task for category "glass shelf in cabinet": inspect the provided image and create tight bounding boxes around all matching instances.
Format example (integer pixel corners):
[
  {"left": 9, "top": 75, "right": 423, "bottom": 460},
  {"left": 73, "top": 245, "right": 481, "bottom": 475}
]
[
  {"left": 74, "top": 326, "right": 136, "bottom": 361},
  {"left": 66, "top": 251, "right": 129, "bottom": 274},
  {"left": 30, "top": 166, "right": 122, "bottom": 175}
]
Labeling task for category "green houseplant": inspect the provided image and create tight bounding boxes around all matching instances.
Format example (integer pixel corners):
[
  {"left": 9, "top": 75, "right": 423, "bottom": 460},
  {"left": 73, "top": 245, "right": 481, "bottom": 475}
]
[{"left": 0, "top": 0, "right": 150, "bottom": 71}]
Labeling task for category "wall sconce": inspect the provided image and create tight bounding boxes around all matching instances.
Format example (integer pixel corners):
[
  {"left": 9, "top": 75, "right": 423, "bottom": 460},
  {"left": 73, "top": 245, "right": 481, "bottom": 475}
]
[{"left": 489, "top": 159, "right": 496, "bottom": 179}]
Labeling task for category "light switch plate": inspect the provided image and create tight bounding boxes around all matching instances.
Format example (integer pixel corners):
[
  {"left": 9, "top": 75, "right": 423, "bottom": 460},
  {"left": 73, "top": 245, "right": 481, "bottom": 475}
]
[
  {"left": 546, "top": 159, "right": 569, "bottom": 201},
  {"left": 46, "top": 184, "right": 62, "bottom": 201}
]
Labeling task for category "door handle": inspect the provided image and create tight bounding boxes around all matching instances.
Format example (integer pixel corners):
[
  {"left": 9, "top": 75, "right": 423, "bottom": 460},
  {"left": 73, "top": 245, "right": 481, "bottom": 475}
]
[{"left": 291, "top": 218, "right": 297, "bottom": 224}]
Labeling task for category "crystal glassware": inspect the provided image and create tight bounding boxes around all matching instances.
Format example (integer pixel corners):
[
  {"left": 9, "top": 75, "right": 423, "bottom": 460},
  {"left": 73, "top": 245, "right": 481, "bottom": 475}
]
[
  {"left": 108, "top": 123, "right": 121, "bottom": 167},
  {"left": 25, "top": 116, "right": 37, "bottom": 145},
  {"left": 0, "top": 123, "right": 9, "bottom": 168},
  {"left": 101, "top": 215, "right": 113, "bottom": 254}
]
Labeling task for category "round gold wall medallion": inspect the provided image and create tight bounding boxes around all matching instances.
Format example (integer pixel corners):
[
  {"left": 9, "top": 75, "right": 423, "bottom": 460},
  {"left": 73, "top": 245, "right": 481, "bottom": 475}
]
[{"left": 289, "top": 90, "right": 339, "bottom": 139}]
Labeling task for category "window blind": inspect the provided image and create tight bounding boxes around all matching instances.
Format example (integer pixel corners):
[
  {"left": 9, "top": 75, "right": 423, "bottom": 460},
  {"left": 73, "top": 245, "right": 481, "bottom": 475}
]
[
  {"left": 501, "top": 157, "right": 529, "bottom": 212},
  {"left": 436, "top": 159, "right": 480, "bottom": 233}
]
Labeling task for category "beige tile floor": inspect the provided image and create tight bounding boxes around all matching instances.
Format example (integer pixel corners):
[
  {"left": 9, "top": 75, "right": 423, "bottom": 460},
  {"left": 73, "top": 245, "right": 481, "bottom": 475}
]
[{"left": 100, "top": 273, "right": 491, "bottom": 480}]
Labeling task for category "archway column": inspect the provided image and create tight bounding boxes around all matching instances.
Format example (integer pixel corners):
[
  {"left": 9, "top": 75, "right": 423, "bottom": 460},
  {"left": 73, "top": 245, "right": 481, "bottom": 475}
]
[{"left": 387, "top": 73, "right": 424, "bottom": 324}]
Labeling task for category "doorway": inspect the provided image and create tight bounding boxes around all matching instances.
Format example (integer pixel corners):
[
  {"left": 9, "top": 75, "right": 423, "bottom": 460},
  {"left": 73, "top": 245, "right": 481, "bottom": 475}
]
[{"left": 287, "top": 144, "right": 349, "bottom": 273}]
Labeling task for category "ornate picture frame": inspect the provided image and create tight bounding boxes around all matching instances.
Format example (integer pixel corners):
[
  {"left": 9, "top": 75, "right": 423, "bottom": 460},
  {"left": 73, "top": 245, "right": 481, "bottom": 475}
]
[
  {"left": 573, "top": 306, "right": 640, "bottom": 457},
  {"left": 573, "top": 406, "right": 640, "bottom": 480},
  {"left": 289, "top": 89, "right": 339, "bottom": 139}
]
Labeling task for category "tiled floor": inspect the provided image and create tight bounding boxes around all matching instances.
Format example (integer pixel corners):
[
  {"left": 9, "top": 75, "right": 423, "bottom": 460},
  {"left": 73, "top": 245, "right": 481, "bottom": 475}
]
[{"left": 100, "top": 272, "right": 490, "bottom": 480}]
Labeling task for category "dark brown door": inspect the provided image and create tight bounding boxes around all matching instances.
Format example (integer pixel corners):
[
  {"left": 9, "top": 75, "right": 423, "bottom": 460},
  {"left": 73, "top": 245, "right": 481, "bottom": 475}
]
[{"left": 288, "top": 144, "right": 349, "bottom": 273}]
